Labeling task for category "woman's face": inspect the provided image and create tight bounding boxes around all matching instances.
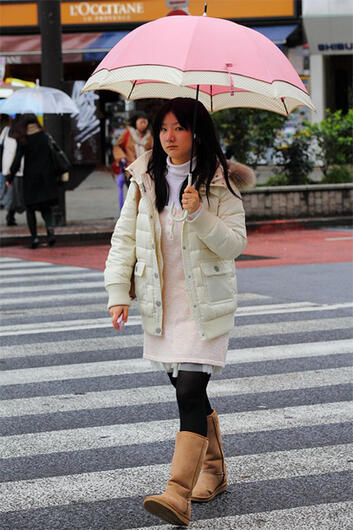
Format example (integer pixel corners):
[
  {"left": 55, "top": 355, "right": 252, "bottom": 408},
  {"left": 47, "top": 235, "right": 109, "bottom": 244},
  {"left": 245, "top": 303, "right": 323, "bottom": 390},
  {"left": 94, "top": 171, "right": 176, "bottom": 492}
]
[
  {"left": 159, "top": 112, "right": 192, "bottom": 165},
  {"left": 135, "top": 117, "right": 149, "bottom": 133}
]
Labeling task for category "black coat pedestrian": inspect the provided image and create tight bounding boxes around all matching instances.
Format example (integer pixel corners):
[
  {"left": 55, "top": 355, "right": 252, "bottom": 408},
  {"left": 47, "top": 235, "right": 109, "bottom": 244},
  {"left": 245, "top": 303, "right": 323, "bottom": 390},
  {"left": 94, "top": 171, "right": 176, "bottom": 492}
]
[{"left": 10, "top": 124, "right": 59, "bottom": 208}]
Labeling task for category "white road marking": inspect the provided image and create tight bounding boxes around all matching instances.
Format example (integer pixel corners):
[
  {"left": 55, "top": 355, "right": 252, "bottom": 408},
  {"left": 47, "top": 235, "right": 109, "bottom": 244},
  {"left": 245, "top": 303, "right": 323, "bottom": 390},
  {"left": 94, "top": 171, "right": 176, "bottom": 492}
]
[
  {"left": 1, "top": 401, "right": 352, "bottom": 458},
  {"left": 132, "top": 502, "right": 353, "bottom": 530},
  {"left": 0, "top": 444, "right": 351, "bottom": 512},
  {"left": 1, "top": 367, "right": 350, "bottom": 417},
  {"left": 0, "top": 314, "right": 351, "bottom": 339},
  {"left": 325, "top": 236, "right": 353, "bottom": 241}
]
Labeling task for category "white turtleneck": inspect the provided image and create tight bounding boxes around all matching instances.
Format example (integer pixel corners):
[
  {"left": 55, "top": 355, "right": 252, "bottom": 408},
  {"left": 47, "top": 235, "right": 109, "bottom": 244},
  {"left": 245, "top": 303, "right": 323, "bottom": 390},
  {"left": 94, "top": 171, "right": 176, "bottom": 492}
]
[
  {"left": 165, "top": 156, "right": 201, "bottom": 222},
  {"left": 165, "top": 156, "right": 194, "bottom": 208}
]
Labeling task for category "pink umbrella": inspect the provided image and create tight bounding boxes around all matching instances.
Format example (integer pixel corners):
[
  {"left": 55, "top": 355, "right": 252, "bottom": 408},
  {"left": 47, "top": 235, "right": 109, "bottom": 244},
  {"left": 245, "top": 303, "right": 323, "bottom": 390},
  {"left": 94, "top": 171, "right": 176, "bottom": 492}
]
[
  {"left": 83, "top": 12, "right": 314, "bottom": 220},
  {"left": 83, "top": 14, "right": 314, "bottom": 115}
]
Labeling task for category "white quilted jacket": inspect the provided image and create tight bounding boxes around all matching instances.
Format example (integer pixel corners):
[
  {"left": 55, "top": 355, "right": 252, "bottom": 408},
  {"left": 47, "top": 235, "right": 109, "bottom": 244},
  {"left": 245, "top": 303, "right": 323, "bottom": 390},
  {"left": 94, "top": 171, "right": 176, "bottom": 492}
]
[{"left": 105, "top": 151, "right": 252, "bottom": 340}]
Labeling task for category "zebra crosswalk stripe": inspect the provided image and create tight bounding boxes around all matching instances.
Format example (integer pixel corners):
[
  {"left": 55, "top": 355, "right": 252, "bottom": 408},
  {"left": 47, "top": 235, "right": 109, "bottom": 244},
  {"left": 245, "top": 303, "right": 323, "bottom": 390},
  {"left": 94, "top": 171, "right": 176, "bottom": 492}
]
[
  {"left": 1, "top": 367, "right": 351, "bottom": 417},
  {"left": 1, "top": 302, "right": 352, "bottom": 336},
  {"left": 132, "top": 502, "right": 353, "bottom": 530},
  {"left": 0, "top": 314, "right": 351, "bottom": 339},
  {"left": 0, "top": 444, "right": 351, "bottom": 512},
  {"left": 1, "top": 401, "right": 352, "bottom": 458}
]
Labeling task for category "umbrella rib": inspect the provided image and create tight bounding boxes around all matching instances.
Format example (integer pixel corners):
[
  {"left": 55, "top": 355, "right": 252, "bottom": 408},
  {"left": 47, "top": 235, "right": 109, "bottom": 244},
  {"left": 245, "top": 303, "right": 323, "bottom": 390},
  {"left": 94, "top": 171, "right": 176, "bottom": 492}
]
[
  {"left": 128, "top": 81, "right": 137, "bottom": 100},
  {"left": 210, "top": 85, "right": 213, "bottom": 113},
  {"left": 281, "top": 97, "right": 289, "bottom": 116}
]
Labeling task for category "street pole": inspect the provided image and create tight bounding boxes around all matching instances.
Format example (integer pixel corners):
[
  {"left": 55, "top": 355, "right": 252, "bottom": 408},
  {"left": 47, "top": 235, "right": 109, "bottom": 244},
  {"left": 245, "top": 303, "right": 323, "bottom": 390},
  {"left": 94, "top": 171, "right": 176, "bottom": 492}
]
[{"left": 37, "top": 0, "right": 66, "bottom": 226}]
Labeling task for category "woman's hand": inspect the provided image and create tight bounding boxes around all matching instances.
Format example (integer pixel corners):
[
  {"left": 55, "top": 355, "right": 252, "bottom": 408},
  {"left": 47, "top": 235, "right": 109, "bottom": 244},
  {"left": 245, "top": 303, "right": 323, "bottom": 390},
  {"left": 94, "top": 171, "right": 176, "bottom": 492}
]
[
  {"left": 109, "top": 305, "right": 129, "bottom": 331},
  {"left": 182, "top": 185, "right": 200, "bottom": 214}
]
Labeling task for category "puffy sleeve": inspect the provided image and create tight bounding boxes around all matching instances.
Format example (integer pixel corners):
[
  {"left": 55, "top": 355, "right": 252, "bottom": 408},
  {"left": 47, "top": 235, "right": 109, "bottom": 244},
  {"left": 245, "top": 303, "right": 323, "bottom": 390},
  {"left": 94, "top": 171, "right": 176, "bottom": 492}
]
[
  {"left": 187, "top": 186, "right": 247, "bottom": 260},
  {"left": 104, "top": 181, "right": 139, "bottom": 308}
]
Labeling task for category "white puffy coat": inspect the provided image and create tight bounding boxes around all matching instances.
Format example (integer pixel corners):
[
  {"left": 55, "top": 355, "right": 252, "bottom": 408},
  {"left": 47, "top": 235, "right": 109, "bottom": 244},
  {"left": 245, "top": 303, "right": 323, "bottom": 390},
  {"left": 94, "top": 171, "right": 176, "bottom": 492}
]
[{"left": 105, "top": 151, "right": 254, "bottom": 340}]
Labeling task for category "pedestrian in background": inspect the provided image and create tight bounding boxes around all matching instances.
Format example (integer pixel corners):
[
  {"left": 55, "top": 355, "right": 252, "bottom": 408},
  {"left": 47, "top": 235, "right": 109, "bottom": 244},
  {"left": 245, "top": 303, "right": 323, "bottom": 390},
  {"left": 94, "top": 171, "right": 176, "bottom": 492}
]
[
  {"left": 8, "top": 114, "right": 59, "bottom": 249},
  {"left": 105, "top": 97, "right": 255, "bottom": 526},
  {"left": 113, "top": 110, "right": 153, "bottom": 183},
  {"left": 0, "top": 114, "right": 10, "bottom": 211},
  {"left": 0, "top": 115, "right": 25, "bottom": 226}
]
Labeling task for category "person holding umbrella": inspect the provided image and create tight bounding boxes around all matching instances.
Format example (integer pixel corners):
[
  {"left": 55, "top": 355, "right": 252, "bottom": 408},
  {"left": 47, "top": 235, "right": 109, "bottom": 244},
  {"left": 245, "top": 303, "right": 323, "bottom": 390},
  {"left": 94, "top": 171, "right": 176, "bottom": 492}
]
[
  {"left": 105, "top": 97, "right": 254, "bottom": 526},
  {"left": 8, "top": 114, "right": 59, "bottom": 248}
]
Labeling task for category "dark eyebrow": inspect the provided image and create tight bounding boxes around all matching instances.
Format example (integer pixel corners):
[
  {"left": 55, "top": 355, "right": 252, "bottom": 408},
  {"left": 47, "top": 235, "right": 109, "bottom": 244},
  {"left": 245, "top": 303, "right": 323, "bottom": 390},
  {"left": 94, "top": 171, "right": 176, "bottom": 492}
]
[{"left": 161, "top": 121, "right": 180, "bottom": 126}]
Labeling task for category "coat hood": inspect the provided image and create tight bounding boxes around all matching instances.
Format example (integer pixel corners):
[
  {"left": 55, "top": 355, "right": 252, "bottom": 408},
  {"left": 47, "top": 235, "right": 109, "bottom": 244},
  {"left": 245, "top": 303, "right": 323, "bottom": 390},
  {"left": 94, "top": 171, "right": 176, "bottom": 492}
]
[{"left": 127, "top": 151, "right": 256, "bottom": 191}]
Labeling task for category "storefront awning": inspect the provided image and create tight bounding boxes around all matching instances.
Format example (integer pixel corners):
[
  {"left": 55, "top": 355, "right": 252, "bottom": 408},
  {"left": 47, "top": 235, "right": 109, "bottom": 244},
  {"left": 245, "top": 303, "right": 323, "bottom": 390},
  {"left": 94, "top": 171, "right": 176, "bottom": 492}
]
[
  {"left": 0, "top": 31, "right": 129, "bottom": 64},
  {"left": 303, "top": 0, "right": 353, "bottom": 54},
  {"left": 82, "top": 31, "right": 129, "bottom": 61},
  {"left": 252, "top": 25, "right": 297, "bottom": 46},
  {"left": 0, "top": 24, "right": 296, "bottom": 66}
]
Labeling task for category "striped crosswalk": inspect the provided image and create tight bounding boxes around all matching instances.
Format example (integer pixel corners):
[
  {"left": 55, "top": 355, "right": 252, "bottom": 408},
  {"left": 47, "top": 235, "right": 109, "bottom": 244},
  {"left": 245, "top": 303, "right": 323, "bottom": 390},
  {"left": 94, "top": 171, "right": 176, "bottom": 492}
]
[{"left": 0, "top": 256, "right": 352, "bottom": 529}]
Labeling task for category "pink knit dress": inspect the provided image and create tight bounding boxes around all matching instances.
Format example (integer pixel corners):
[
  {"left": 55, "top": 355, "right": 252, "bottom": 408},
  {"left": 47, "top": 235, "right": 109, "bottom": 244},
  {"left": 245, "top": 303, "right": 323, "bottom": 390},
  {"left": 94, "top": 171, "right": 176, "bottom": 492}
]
[{"left": 143, "top": 158, "right": 229, "bottom": 376}]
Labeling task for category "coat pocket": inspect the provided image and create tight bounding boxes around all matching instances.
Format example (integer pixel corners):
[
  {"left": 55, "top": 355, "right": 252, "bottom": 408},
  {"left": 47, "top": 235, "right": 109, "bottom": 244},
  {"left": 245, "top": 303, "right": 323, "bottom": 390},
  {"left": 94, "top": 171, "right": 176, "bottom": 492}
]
[
  {"left": 200, "top": 261, "right": 236, "bottom": 303},
  {"left": 134, "top": 260, "right": 154, "bottom": 316},
  {"left": 134, "top": 260, "right": 146, "bottom": 300}
]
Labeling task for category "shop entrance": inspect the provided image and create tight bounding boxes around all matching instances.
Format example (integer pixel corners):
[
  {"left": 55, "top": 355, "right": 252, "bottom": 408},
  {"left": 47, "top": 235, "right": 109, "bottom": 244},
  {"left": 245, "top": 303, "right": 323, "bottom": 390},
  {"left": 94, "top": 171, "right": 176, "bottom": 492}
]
[{"left": 325, "top": 55, "right": 353, "bottom": 114}]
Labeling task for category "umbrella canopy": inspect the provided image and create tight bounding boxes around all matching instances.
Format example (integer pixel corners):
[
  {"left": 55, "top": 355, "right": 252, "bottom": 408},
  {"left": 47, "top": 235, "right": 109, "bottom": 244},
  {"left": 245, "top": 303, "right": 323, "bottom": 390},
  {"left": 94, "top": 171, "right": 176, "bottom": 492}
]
[
  {"left": 83, "top": 15, "right": 314, "bottom": 116},
  {"left": 0, "top": 86, "right": 79, "bottom": 115}
]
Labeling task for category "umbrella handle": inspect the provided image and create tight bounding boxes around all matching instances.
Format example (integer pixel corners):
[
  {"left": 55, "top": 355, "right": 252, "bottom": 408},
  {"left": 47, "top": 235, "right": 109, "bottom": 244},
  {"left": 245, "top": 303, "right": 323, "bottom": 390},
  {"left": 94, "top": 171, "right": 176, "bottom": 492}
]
[{"left": 169, "top": 173, "right": 193, "bottom": 223}]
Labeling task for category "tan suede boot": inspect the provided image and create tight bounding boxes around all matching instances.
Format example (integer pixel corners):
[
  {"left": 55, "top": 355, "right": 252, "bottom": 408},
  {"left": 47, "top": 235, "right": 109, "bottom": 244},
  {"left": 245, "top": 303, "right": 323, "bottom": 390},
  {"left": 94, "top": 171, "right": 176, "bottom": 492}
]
[
  {"left": 191, "top": 410, "right": 227, "bottom": 502},
  {"left": 144, "top": 431, "right": 208, "bottom": 526}
]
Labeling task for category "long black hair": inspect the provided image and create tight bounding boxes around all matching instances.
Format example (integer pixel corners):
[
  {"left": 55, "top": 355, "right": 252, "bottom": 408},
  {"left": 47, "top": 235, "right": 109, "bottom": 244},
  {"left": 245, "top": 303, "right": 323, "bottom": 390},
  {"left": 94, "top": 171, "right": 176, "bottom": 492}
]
[
  {"left": 9, "top": 114, "right": 42, "bottom": 145},
  {"left": 147, "top": 97, "right": 236, "bottom": 212}
]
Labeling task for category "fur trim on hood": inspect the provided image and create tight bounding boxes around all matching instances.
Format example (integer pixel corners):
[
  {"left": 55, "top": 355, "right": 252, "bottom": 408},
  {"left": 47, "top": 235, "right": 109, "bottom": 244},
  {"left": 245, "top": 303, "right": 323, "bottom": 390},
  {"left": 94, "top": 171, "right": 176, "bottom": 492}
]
[{"left": 227, "top": 160, "right": 256, "bottom": 190}]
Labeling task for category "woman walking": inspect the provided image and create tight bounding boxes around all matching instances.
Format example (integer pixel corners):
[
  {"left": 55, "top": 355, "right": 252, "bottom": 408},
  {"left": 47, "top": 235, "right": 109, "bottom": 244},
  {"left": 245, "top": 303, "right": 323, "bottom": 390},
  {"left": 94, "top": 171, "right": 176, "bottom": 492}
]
[
  {"left": 8, "top": 114, "right": 59, "bottom": 249},
  {"left": 105, "top": 98, "right": 254, "bottom": 526}
]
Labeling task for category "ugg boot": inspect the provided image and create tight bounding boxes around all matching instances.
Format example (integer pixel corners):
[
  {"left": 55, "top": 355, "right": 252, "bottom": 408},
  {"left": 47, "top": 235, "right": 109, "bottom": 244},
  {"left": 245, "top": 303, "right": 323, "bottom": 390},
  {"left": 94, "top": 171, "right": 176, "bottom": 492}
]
[
  {"left": 191, "top": 410, "right": 227, "bottom": 502},
  {"left": 144, "top": 431, "right": 208, "bottom": 526}
]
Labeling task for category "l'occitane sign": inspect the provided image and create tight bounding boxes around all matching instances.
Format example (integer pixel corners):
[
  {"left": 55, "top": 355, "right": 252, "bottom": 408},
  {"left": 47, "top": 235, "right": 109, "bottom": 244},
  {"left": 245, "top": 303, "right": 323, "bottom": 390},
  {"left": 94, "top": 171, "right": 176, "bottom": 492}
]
[
  {"left": 62, "top": 0, "right": 294, "bottom": 24},
  {"left": 0, "top": 1, "right": 295, "bottom": 28},
  {"left": 61, "top": 2, "right": 146, "bottom": 24}
]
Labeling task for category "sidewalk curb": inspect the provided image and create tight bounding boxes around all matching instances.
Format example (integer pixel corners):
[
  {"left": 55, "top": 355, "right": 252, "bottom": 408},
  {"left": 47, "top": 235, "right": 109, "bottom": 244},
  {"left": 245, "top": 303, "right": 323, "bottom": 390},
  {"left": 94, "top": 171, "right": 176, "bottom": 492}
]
[{"left": 0, "top": 216, "right": 352, "bottom": 247}]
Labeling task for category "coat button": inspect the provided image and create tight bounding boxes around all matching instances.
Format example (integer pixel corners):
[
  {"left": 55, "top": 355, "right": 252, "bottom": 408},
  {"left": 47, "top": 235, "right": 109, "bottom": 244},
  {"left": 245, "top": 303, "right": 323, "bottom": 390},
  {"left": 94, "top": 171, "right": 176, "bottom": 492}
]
[
  {"left": 154, "top": 273, "right": 158, "bottom": 279},
  {"left": 156, "top": 301, "right": 161, "bottom": 307},
  {"left": 214, "top": 265, "right": 219, "bottom": 271},
  {"left": 156, "top": 327, "right": 161, "bottom": 334},
  {"left": 152, "top": 244, "right": 155, "bottom": 249},
  {"left": 188, "top": 275, "right": 192, "bottom": 279},
  {"left": 183, "top": 246, "right": 186, "bottom": 250}
]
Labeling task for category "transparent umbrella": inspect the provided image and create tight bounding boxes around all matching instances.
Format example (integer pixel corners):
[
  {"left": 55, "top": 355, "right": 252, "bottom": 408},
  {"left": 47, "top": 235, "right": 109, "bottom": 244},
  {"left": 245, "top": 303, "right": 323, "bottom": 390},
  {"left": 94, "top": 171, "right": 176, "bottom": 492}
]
[{"left": 0, "top": 85, "right": 79, "bottom": 115}]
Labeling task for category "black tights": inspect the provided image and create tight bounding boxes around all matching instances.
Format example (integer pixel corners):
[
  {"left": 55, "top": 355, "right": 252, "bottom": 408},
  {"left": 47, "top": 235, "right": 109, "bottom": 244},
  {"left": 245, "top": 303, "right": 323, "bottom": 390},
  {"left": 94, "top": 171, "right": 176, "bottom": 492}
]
[
  {"left": 26, "top": 207, "right": 54, "bottom": 239},
  {"left": 168, "top": 371, "right": 213, "bottom": 437}
]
